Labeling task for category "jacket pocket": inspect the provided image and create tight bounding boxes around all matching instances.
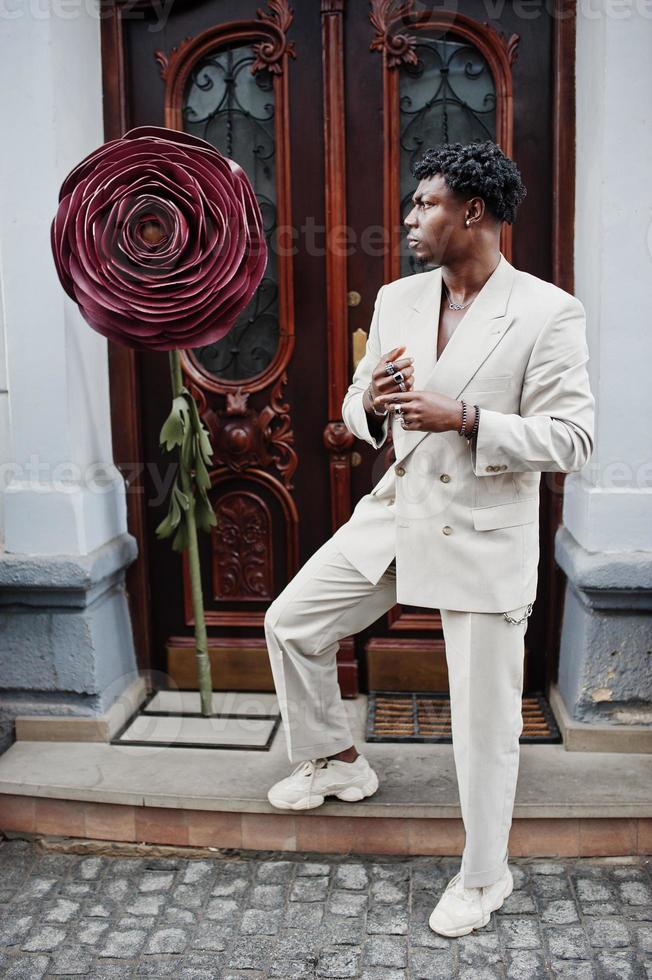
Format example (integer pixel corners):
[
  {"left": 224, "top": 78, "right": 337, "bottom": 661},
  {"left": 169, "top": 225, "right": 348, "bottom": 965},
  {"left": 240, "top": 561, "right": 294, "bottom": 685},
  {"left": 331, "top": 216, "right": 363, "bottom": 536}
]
[{"left": 472, "top": 496, "right": 539, "bottom": 530}]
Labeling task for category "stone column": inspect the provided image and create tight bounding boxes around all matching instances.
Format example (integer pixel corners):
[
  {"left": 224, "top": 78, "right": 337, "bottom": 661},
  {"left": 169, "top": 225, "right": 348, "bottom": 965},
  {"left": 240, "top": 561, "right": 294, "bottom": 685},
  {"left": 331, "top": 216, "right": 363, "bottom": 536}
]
[
  {"left": 554, "top": 8, "right": 652, "bottom": 734},
  {"left": 0, "top": 7, "right": 140, "bottom": 725}
]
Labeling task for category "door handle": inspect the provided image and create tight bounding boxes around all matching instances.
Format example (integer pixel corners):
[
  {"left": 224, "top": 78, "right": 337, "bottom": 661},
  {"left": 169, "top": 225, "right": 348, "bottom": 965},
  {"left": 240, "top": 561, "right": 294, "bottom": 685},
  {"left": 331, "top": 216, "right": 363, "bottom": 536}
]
[{"left": 352, "top": 328, "right": 367, "bottom": 371}]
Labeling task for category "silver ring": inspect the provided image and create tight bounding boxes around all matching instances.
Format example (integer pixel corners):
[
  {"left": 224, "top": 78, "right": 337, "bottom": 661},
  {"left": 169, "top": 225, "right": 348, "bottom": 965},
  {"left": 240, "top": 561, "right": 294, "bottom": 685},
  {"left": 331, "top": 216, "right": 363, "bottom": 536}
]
[
  {"left": 393, "top": 370, "right": 404, "bottom": 384},
  {"left": 400, "top": 417, "right": 409, "bottom": 428},
  {"left": 397, "top": 380, "right": 406, "bottom": 391},
  {"left": 385, "top": 361, "right": 396, "bottom": 375},
  {"left": 393, "top": 405, "right": 403, "bottom": 416}
]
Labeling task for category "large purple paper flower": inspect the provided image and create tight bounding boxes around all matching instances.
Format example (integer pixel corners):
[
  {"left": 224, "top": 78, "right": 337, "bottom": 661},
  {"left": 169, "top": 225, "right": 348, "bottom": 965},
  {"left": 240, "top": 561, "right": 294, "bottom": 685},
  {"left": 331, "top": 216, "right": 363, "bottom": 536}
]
[{"left": 51, "top": 126, "right": 267, "bottom": 351}]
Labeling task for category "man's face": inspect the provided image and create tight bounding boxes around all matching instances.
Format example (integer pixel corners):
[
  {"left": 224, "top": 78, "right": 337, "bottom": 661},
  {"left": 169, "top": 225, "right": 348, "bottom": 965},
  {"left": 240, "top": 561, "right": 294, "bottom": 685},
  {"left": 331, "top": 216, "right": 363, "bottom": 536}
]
[{"left": 403, "top": 173, "right": 468, "bottom": 267}]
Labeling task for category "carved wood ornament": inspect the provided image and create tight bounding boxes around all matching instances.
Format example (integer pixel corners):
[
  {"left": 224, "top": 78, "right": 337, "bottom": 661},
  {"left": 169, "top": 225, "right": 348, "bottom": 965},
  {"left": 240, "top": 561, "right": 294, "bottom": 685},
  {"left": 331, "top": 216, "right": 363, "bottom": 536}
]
[
  {"left": 369, "top": 1, "right": 519, "bottom": 70},
  {"left": 202, "top": 376, "right": 299, "bottom": 490},
  {"left": 214, "top": 492, "right": 273, "bottom": 601},
  {"left": 155, "top": 2, "right": 296, "bottom": 82},
  {"left": 184, "top": 468, "right": 299, "bottom": 628}
]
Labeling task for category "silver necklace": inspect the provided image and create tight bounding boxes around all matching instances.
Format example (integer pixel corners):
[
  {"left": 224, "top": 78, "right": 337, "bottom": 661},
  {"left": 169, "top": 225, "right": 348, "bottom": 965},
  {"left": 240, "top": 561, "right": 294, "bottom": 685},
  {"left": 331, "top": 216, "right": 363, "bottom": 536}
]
[{"left": 443, "top": 281, "right": 476, "bottom": 311}]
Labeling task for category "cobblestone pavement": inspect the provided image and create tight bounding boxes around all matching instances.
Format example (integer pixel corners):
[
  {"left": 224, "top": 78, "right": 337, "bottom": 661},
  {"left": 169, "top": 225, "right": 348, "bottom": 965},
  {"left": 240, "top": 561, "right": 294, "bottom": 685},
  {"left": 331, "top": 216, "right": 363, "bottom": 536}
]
[{"left": 0, "top": 836, "right": 650, "bottom": 979}]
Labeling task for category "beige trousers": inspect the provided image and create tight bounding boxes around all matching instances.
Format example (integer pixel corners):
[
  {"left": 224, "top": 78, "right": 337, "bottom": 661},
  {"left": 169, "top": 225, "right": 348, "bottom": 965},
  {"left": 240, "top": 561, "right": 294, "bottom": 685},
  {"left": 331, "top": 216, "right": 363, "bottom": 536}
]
[{"left": 263, "top": 532, "right": 529, "bottom": 889}]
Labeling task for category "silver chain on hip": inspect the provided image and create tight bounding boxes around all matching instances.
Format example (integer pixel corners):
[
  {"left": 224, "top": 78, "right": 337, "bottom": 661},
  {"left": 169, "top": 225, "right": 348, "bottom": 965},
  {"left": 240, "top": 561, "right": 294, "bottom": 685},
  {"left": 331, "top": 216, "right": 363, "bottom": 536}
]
[{"left": 502, "top": 602, "right": 533, "bottom": 625}]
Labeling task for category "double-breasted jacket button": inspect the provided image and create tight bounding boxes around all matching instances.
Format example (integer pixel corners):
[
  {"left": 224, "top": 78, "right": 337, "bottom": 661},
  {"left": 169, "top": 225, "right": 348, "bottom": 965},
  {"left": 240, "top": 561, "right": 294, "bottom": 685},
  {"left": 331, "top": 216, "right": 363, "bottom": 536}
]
[
  {"left": 442, "top": 525, "right": 453, "bottom": 535},
  {"left": 395, "top": 465, "right": 406, "bottom": 476},
  {"left": 440, "top": 473, "right": 451, "bottom": 483}
]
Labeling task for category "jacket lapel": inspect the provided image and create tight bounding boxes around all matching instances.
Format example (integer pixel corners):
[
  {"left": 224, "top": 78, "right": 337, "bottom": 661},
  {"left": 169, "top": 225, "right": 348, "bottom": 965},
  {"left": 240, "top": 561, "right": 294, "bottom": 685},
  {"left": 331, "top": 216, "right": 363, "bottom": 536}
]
[{"left": 392, "top": 252, "right": 517, "bottom": 467}]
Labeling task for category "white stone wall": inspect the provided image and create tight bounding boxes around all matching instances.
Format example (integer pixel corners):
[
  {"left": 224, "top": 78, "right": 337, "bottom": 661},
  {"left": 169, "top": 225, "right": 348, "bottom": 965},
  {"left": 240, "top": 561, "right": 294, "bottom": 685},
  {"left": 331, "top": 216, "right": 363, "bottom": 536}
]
[
  {"left": 0, "top": 240, "right": 11, "bottom": 549},
  {"left": 0, "top": 3, "right": 127, "bottom": 556},
  {"left": 565, "top": 4, "right": 652, "bottom": 554}
]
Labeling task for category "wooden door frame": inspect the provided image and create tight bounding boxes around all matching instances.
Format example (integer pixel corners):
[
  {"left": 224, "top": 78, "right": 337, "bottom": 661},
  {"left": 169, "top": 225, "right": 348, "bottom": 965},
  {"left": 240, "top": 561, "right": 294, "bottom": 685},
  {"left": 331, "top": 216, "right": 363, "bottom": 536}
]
[{"left": 101, "top": 0, "right": 577, "bottom": 678}]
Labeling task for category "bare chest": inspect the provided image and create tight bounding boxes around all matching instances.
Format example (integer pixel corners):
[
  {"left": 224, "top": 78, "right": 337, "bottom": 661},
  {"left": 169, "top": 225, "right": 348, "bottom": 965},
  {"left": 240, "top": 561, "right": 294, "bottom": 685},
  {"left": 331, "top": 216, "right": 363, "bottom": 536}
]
[{"left": 436, "top": 302, "right": 467, "bottom": 360}]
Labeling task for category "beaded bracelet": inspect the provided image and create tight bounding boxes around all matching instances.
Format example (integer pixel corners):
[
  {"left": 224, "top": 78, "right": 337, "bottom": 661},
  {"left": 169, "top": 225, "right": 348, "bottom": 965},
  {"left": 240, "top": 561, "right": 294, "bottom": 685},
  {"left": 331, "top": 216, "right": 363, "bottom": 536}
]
[
  {"left": 458, "top": 400, "right": 468, "bottom": 436},
  {"left": 458, "top": 401, "right": 480, "bottom": 441},
  {"left": 466, "top": 404, "right": 480, "bottom": 442}
]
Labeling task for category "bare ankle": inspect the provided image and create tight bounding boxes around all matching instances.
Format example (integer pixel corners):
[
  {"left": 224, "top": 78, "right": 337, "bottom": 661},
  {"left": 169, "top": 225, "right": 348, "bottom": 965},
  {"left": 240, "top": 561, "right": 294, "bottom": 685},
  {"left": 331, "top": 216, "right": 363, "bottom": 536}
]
[{"left": 327, "top": 746, "right": 359, "bottom": 763}]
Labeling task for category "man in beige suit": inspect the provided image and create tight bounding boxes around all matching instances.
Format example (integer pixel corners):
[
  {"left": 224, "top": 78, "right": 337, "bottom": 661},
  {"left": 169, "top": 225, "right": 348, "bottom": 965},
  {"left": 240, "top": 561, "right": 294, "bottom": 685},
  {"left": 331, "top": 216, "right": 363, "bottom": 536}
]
[{"left": 264, "top": 141, "right": 595, "bottom": 937}]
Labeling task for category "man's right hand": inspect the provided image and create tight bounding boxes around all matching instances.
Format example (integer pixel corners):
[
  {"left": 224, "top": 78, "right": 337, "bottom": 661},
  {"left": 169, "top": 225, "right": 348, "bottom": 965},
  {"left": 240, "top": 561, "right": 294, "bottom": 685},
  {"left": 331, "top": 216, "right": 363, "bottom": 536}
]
[{"left": 365, "top": 344, "right": 415, "bottom": 415}]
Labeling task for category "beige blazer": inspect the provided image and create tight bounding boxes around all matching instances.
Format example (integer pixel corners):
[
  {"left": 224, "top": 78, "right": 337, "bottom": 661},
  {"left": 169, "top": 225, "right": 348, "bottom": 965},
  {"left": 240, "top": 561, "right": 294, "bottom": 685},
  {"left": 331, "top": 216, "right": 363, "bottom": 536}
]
[{"left": 336, "top": 252, "right": 595, "bottom": 613}]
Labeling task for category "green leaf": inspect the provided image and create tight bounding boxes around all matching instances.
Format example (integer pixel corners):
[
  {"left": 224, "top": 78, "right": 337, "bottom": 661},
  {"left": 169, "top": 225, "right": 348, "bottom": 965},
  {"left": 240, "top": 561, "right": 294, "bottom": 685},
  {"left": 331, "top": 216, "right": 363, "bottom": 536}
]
[
  {"left": 194, "top": 489, "right": 217, "bottom": 533},
  {"left": 172, "top": 519, "right": 190, "bottom": 552},
  {"left": 193, "top": 434, "right": 212, "bottom": 491},
  {"left": 157, "top": 384, "right": 216, "bottom": 551},
  {"left": 155, "top": 482, "right": 182, "bottom": 539},
  {"left": 155, "top": 513, "right": 174, "bottom": 540},
  {"left": 187, "top": 390, "right": 214, "bottom": 464},
  {"left": 180, "top": 417, "right": 194, "bottom": 475},
  {"left": 197, "top": 425, "right": 214, "bottom": 466},
  {"left": 159, "top": 396, "right": 189, "bottom": 451},
  {"left": 173, "top": 484, "right": 191, "bottom": 511}
]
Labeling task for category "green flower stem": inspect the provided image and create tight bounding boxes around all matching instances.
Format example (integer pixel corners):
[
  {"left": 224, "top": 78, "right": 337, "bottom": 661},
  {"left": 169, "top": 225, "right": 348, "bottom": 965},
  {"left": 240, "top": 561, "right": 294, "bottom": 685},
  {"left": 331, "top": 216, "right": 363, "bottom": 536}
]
[{"left": 168, "top": 349, "right": 214, "bottom": 718}]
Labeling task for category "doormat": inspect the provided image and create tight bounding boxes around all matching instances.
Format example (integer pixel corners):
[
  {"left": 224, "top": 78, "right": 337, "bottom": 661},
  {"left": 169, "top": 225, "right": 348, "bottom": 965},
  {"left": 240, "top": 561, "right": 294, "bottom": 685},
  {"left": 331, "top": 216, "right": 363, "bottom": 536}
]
[
  {"left": 366, "top": 691, "right": 562, "bottom": 743},
  {"left": 111, "top": 689, "right": 281, "bottom": 751}
]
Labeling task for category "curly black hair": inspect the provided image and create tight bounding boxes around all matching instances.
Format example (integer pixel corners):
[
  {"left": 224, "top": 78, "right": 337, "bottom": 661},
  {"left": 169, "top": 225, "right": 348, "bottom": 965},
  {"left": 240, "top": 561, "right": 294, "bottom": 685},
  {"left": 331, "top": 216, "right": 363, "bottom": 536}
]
[{"left": 411, "top": 141, "right": 527, "bottom": 225}]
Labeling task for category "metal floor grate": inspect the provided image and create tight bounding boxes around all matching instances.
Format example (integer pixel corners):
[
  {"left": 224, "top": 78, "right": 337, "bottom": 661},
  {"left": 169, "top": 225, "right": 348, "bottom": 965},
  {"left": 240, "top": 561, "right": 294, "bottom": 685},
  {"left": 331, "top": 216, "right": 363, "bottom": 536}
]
[{"left": 366, "top": 691, "right": 562, "bottom": 743}]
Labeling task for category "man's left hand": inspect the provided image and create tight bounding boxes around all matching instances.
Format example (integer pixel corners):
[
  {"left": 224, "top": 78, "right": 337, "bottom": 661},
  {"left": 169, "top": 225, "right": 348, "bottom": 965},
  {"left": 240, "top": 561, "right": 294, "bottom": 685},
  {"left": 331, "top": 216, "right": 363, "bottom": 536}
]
[{"left": 374, "top": 389, "right": 462, "bottom": 433}]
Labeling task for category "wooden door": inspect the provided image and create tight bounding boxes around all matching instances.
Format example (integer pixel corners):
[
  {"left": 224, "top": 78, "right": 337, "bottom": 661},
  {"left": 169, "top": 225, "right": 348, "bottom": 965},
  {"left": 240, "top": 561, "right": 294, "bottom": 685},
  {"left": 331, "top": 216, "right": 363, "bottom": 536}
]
[{"left": 104, "top": 0, "right": 575, "bottom": 696}]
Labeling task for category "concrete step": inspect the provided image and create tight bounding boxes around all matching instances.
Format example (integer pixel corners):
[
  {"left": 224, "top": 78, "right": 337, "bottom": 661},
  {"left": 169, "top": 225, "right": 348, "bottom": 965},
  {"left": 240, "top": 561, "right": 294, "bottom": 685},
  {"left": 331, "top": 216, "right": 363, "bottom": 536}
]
[{"left": 0, "top": 696, "right": 649, "bottom": 856}]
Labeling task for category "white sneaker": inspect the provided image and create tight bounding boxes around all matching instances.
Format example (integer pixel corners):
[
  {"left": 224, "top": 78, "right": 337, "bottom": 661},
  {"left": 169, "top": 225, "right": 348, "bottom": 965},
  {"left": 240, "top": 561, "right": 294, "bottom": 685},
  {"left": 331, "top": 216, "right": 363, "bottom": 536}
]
[
  {"left": 267, "top": 754, "right": 379, "bottom": 810},
  {"left": 429, "top": 866, "right": 513, "bottom": 937}
]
